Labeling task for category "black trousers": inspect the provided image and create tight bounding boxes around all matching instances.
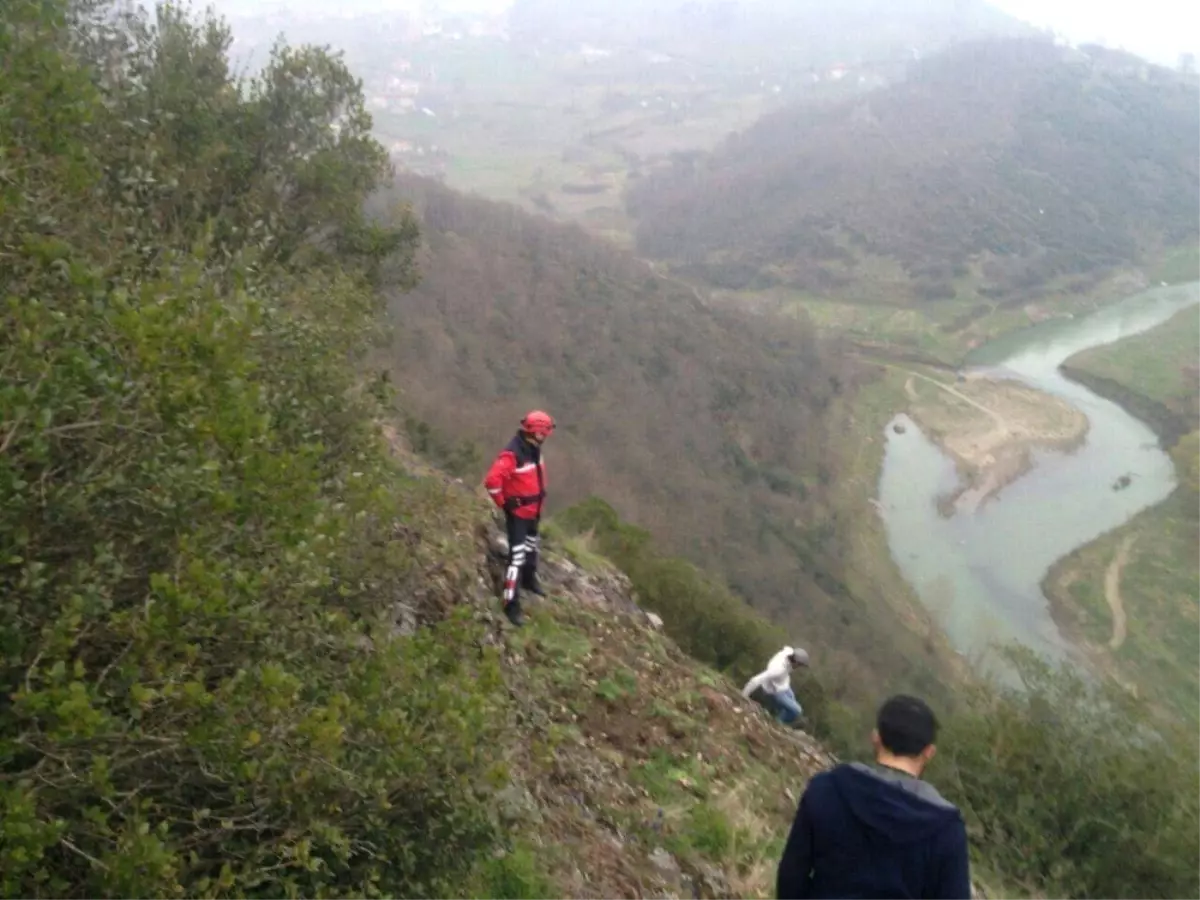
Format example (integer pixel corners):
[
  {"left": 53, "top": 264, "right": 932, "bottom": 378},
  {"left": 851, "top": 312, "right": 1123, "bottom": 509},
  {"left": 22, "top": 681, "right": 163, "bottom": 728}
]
[{"left": 503, "top": 512, "right": 540, "bottom": 606}]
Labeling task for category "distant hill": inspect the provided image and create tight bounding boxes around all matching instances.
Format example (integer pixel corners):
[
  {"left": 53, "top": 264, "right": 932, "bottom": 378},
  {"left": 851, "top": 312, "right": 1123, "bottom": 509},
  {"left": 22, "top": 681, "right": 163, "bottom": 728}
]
[
  {"left": 627, "top": 38, "right": 1200, "bottom": 304},
  {"left": 509, "top": 0, "right": 1033, "bottom": 70},
  {"left": 369, "top": 173, "right": 955, "bottom": 705}
]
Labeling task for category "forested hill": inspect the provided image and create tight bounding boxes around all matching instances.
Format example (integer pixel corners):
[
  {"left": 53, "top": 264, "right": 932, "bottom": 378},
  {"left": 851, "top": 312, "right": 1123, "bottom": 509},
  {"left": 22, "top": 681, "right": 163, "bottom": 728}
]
[
  {"left": 369, "top": 173, "right": 955, "bottom": 707},
  {"left": 627, "top": 38, "right": 1200, "bottom": 303}
]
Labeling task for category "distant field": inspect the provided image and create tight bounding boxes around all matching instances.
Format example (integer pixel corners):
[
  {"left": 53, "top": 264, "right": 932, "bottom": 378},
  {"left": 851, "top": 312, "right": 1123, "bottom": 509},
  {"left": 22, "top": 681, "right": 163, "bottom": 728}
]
[
  {"left": 718, "top": 272, "right": 1135, "bottom": 366},
  {"left": 364, "top": 41, "right": 801, "bottom": 234}
]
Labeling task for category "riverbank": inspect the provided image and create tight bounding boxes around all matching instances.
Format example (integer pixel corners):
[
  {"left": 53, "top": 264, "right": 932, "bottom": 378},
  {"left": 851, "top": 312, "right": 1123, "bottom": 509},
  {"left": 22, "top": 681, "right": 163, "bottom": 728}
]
[
  {"left": 901, "top": 370, "right": 1090, "bottom": 515},
  {"left": 1058, "top": 365, "right": 1190, "bottom": 448},
  {"left": 1042, "top": 303, "right": 1200, "bottom": 727},
  {"left": 1043, "top": 486, "right": 1199, "bottom": 727},
  {"left": 824, "top": 371, "right": 974, "bottom": 680},
  {"left": 1059, "top": 303, "right": 1199, "bottom": 449}
]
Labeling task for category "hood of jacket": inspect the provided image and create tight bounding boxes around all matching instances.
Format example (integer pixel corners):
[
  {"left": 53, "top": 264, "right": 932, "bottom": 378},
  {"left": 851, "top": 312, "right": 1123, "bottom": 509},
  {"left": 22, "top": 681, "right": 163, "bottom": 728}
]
[{"left": 829, "top": 762, "right": 963, "bottom": 845}]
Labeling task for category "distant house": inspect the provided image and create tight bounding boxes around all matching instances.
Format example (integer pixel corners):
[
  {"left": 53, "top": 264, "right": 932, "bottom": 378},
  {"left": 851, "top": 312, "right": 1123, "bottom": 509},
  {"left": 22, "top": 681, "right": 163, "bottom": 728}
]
[
  {"left": 579, "top": 44, "right": 613, "bottom": 62},
  {"left": 387, "top": 77, "right": 421, "bottom": 97}
]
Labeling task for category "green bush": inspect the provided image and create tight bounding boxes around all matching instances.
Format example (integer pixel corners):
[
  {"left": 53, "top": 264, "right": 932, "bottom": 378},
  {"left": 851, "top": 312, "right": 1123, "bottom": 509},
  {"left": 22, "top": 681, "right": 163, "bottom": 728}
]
[
  {"left": 684, "top": 803, "right": 735, "bottom": 859},
  {"left": 933, "top": 648, "right": 1199, "bottom": 899},
  {"left": 0, "top": 2, "right": 504, "bottom": 896},
  {"left": 471, "top": 843, "right": 557, "bottom": 900}
]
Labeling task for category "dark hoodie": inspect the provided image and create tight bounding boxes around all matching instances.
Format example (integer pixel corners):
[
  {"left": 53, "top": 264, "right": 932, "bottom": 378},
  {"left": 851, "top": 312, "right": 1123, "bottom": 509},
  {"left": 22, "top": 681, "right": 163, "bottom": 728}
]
[{"left": 776, "top": 762, "right": 971, "bottom": 899}]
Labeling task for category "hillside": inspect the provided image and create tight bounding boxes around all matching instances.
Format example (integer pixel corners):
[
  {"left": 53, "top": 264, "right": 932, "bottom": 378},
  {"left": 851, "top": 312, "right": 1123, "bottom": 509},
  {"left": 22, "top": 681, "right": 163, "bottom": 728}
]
[
  {"left": 368, "top": 173, "right": 961, "bottom": 715},
  {"left": 3, "top": 4, "right": 1198, "bottom": 899},
  {"left": 1045, "top": 304, "right": 1200, "bottom": 727},
  {"left": 627, "top": 38, "right": 1200, "bottom": 308},
  {"left": 222, "top": 0, "right": 1032, "bottom": 243}
]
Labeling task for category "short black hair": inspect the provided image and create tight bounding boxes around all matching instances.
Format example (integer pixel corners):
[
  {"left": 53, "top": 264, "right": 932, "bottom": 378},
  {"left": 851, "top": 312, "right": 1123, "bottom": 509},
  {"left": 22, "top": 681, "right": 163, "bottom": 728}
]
[{"left": 876, "top": 694, "right": 939, "bottom": 757}]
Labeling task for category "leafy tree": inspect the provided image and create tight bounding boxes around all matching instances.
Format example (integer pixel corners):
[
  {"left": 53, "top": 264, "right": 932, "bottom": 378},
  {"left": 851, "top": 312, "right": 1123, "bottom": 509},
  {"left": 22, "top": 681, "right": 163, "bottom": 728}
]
[{"left": 1, "top": 2, "right": 501, "bottom": 896}]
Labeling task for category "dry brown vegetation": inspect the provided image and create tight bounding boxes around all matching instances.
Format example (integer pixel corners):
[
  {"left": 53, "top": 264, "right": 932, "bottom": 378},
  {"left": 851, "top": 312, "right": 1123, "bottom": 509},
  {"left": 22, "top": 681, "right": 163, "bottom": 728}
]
[
  {"left": 627, "top": 38, "right": 1200, "bottom": 305},
  {"left": 369, "top": 173, "right": 958, "bottom": 713}
]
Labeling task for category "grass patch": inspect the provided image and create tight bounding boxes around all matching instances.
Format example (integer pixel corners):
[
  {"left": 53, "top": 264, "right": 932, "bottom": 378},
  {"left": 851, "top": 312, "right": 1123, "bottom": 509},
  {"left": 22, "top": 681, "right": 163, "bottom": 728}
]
[
  {"left": 1151, "top": 243, "right": 1200, "bottom": 285},
  {"left": 541, "top": 520, "right": 611, "bottom": 574},
  {"left": 1064, "top": 304, "right": 1199, "bottom": 418},
  {"left": 471, "top": 842, "right": 558, "bottom": 900},
  {"left": 682, "top": 802, "right": 735, "bottom": 858},
  {"left": 595, "top": 666, "right": 640, "bottom": 701}
]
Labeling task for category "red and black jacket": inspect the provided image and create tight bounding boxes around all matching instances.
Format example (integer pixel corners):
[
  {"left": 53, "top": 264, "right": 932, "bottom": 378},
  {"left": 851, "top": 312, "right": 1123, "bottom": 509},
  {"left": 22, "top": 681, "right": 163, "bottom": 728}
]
[{"left": 484, "top": 433, "right": 546, "bottom": 520}]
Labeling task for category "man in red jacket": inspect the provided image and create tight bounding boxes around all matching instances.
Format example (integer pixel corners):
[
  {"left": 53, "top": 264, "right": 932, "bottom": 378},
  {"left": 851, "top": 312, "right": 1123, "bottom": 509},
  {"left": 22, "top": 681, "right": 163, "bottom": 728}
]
[{"left": 484, "top": 410, "right": 555, "bottom": 626}]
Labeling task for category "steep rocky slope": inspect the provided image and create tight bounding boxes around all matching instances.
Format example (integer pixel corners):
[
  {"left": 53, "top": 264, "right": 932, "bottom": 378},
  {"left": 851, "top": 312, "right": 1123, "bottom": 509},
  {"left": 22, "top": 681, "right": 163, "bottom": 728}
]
[
  {"left": 378, "top": 425, "right": 836, "bottom": 898},
  {"left": 375, "top": 424, "right": 1035, "bottom": 900}
]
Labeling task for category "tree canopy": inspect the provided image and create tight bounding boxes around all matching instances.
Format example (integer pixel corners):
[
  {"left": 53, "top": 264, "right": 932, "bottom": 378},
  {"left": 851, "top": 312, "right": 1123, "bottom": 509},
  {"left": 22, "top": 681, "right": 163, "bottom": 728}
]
[{"left": 1, "top": 2, "right": 499, "bottom": 896}]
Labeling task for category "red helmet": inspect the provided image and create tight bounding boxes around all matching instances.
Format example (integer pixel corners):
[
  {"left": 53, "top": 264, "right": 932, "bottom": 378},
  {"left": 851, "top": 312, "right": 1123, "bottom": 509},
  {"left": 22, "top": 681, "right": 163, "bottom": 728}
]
[{"left": 520, "top": 409, "right": 555, "bottom": 438}]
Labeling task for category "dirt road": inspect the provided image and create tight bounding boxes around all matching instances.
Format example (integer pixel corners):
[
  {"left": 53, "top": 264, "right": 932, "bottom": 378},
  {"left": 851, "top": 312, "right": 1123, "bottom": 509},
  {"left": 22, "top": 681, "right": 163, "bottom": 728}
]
[{"left": 1105, "top": 535, "right": 1137, "bottom": 650}]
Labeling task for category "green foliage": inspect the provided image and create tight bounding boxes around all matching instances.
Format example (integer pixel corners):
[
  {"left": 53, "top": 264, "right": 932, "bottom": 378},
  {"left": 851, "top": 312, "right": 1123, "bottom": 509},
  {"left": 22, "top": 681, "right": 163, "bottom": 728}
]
[
  {"left": 594, "top": 667, "right": 638, "bottom": 702},
  {"left": 403, "top": 415, "right": 482, "bottom": 478},
  {"left": 684, "top": 803, "right": 735, "bottom": 859},
  {"left": 470, "top": 843, "right": 557, "bottom": 900},
  {"left": 934, "top": 648, "right": 1200, "bottom": 899},
  {"left": 0, "top": 2, "right": 503, "bottom": 896},
  {"left": 1064, "top": 304, "right": 1200, "bottom": 437}
]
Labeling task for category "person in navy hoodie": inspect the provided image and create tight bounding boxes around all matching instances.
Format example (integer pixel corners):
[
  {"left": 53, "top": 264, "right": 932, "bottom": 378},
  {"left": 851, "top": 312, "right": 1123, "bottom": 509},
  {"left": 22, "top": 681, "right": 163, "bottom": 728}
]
[{"left": 776, "top": 694, "right": 971, "bottom": 900}]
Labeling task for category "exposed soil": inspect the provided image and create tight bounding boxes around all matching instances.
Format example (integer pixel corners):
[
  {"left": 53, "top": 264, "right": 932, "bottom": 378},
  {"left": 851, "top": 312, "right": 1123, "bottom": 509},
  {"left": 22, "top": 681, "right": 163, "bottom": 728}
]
[{"left": 1104, "top": 535, "right": 1137, "bottom": 650}]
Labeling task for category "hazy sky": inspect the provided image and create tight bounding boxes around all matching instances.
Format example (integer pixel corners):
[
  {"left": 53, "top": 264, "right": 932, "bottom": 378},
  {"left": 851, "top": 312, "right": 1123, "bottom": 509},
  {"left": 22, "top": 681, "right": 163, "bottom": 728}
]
[
  {"left": 208, "top": 0, "right": 1198, "bottom": 65},
  {"left": 994, "top": 0, "right": 1199, "bottom": 64},
  {"left": 434, "top": 0, "right": 1200, "bottom": 64}
]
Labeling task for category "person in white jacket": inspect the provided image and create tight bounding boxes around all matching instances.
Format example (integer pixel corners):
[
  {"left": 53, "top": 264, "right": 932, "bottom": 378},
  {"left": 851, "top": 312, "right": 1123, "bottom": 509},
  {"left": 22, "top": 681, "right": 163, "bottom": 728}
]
[{"left": 742, "top": 646, "right": 809, "bottom": 725}]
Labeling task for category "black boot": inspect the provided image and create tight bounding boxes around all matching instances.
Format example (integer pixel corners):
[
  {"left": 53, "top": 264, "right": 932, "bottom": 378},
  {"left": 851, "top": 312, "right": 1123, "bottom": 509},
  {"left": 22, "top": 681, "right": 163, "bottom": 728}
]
[
  {"left": 522, "top": 573, "right": 546, "bottom": 597},
  {"left": 503, "top": 600, "right": 525, "bottom": 627}
]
